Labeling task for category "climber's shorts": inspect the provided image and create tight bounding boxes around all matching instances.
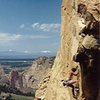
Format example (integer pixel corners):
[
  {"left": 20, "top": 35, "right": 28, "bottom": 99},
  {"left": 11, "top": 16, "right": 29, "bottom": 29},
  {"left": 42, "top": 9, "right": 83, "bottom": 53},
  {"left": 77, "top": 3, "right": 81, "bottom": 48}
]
[{"left": 63, "top": 80, "right": 76, "bottom": 87}]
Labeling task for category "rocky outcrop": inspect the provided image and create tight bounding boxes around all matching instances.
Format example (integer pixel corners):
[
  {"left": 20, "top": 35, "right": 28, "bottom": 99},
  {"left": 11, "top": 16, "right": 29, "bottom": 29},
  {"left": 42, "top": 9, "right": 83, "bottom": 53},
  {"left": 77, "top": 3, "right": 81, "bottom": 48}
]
[
  {"left": 35, "top": 0, "right": 99, "bottom": 100},
  {"left": 10, "top": 70, "right": 19, "bottom": 88},
  {"left": 0, "top": 67, "right": 5, "bottom": 76},
  {"left": 0, "top": 67, "right": 9, "bottom": 85},
  {"left": 10, "top": 70, "right": 23, "bottom": 91},
  {"left": 21, "top": 56, "right": 55, "bottom": 93},
  {"left": 0, "top": 57, "right": 54, "bottom": 94}
]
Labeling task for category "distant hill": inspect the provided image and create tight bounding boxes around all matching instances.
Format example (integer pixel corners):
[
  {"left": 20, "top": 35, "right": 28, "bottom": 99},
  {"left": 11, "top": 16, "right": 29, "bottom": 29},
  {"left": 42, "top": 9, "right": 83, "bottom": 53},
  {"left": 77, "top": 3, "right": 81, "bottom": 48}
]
[{"left": 0, "top": 51, "right": 56, "bottom": 59}]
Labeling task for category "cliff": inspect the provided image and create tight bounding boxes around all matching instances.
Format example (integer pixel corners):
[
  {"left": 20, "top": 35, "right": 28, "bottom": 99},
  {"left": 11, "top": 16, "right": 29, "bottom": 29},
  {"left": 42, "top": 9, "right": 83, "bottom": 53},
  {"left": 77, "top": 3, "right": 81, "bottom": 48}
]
[
  {"left": 35, "top": 0, "right": 100, "bottom": 100},
  {"left": 10, "top": 69, "right": 24, "bottom": 91},
  {"left": 0, "top": 67, "right": 5, "bottom": 76},
  {"left": 22, "top": 57, "right": 55, "bottom": 93},
  {"left": 0, "top": 57, "right": 54, "bottom": 95}
]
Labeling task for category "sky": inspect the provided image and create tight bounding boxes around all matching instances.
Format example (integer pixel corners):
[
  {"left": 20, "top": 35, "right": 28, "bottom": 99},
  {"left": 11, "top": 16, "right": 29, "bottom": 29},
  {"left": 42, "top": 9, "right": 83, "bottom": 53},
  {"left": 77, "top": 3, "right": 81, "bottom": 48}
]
[{"left": 0, "top": 0, "right": 61, "bottom": 54}]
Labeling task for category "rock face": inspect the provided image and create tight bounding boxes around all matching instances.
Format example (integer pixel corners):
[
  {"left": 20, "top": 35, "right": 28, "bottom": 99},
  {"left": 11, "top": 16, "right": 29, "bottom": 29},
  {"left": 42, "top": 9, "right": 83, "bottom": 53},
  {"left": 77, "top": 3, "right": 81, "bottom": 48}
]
[
  {"left": 22, "top": 57, "right": 55, "bottom": 92},
  {"left": 0, "top": 67, "right": 9, "bottom": 85},
  {"left": 35, "top": 0, "right": 100, "bottom": 100},
  {"left": 0, "top": 67, "right": 5, "bottom": 76},
  {"left": 10, "top": 70, "right": 23, "bottom": 89},
  {"left": 9, "top": 57, "right": 54, "bottom": 94}
]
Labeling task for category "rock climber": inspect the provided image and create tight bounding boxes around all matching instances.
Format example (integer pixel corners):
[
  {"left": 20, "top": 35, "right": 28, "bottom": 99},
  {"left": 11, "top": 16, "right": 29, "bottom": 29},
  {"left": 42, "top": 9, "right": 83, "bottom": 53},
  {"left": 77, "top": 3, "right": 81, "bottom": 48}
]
[{"left": 62, "top": 66, "right": 79, "bottom": 99}]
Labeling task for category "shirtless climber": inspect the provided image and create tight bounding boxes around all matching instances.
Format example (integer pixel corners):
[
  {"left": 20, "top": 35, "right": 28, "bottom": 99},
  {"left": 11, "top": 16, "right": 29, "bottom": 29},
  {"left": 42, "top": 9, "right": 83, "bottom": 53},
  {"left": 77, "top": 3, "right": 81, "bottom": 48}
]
[{"left": 62, "top": 66, "right": 79, "bottom": 99}]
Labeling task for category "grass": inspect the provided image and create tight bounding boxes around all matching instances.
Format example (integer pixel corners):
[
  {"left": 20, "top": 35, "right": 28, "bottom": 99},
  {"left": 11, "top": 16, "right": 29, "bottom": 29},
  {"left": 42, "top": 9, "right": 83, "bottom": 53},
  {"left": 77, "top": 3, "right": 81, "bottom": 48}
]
[{"left": 11, "top": 94, "right": 34, "bottom": 100}]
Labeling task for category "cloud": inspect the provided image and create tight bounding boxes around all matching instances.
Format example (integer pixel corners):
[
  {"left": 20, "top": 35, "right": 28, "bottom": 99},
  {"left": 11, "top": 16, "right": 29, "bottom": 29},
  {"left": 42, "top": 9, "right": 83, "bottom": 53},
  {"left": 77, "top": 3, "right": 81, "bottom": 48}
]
[
  {"left": 23, "top": 50, "right": 30, "bottom": 53},
  {"left": 28, "top": 35, "right": 49, "bottom": 39},
  {"left": 0, "top": 33, "right": 49, "bottom": 42},
  {"left": 20, "top": 24, "right": 25, "bottom": 29},
  {"left": 0, "top": 33, "right": 22, "bottom": 41},
  {"left": 32, "top": 23, "right": 61, "bottom": 32},
  {"left": 41, "top": 50, "right": 51, "bottom": 53},
  {"left": 32, "top": 23, "right": 40, "bottom": 28},
  {"left": 8, "top": 49, "right": 13, "bottom": 52}
]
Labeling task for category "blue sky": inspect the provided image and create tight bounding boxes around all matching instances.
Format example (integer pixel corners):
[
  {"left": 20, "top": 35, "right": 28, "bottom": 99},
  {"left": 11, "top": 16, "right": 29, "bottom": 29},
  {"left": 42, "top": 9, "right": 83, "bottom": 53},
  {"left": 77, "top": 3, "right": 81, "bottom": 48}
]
[{"left": 0, "top": 0, "right": 61, "bottom": 54}]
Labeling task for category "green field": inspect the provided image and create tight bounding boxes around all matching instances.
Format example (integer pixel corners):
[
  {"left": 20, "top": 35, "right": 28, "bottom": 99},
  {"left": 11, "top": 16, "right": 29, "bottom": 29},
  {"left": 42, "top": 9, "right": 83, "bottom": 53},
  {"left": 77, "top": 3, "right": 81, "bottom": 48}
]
[{"left": 11, "top": 94, "right": 34, "bottom": 100}]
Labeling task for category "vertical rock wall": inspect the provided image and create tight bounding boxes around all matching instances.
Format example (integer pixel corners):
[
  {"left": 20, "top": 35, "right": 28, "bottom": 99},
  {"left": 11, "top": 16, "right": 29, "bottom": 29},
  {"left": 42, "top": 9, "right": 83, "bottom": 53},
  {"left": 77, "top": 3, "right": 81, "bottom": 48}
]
[
  {"left": 35, "top": 0, "right": 99, "bottom": 100},
  {"left": 44, "top": 0, "right": 78, "bottom": 100}
]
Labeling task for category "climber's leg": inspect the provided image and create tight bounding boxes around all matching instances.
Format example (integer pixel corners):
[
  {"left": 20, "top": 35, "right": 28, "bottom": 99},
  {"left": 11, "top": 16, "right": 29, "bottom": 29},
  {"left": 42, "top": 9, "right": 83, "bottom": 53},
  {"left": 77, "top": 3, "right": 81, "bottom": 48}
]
[{"left": 68, "top": 84, "right": 75, "bottom": 97}]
